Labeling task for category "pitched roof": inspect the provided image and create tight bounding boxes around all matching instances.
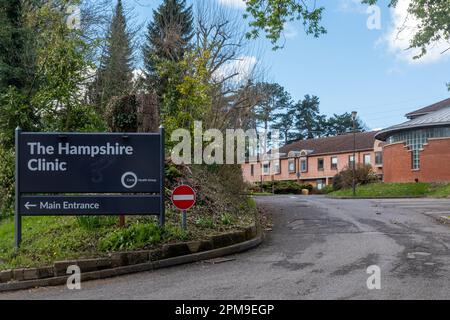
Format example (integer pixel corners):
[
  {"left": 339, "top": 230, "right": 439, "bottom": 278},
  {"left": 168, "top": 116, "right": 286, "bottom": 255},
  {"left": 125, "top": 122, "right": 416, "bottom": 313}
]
[
  {"left": 375, "top": 105, "right": 450, "bottom": 141},
  {"left": 405, "top": 97, "right": 450, "bottom": 119},
  {"left": 279, "top": 131, "right": 379, "bottom": 157}
]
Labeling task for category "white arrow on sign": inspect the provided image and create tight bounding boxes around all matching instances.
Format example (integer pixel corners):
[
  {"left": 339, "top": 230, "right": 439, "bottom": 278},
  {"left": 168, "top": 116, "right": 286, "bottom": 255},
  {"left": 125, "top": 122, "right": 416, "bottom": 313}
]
[{"left": 24, "top": 202, "right": 37, "bottom": 210}]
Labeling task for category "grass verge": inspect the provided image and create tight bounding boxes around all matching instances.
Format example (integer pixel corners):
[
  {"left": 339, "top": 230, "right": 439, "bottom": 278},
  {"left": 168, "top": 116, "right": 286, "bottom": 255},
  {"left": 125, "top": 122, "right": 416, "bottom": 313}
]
[
  {"left": 0, "top": 198, "right": 257, "bottom": 270},
  {"left": 329, "top": 183, "right": 450, "bottom": 199}
]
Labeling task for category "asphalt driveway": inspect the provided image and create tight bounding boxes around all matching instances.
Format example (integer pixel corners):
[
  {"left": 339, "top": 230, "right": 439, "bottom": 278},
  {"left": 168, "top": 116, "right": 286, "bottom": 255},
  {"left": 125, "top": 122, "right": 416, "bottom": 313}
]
[{"left": 1, "top": 195, "right": 449, "bottom": 300}]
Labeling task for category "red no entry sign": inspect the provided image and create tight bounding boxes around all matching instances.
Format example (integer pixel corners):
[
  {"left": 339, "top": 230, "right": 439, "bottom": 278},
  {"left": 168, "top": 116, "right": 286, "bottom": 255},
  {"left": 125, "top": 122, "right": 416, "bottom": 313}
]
[{"left": 171, "top": 185, "right": 196, "bottom": 211}]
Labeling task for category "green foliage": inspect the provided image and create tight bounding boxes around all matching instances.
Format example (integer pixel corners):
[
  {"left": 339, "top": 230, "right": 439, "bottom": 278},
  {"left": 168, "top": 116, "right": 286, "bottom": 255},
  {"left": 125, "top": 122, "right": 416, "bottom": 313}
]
[
  {"left": 254, "top": 82, "right": 292, "bottom": 131},
  {"left": 0, "top": 148, "right": 14, "bottom": 216},
  {"left": 220, "top": 213, "right": 233, "bottom": 226},
  {"left": 166, "top": 164, "right": 183, "bottom": 182},
  {"left": 293, "top": 94, "right": 322, "bottom": 140},
  {"left": 363, "top": 0, "right": 449, "bottom": 60},
  {"left": 244, "top": 0, "right": 326, "bottom": 50},
  {"left": 0, "top": 0, "right": 35, "bottom": 92},
  {"left": 0, "top": 87, "right": 39, "bottom": 148},
  {"left": 105, "top": 95, "right": 138, "bottom": 132},
  {"left": 76, "top": 216, "right": 116, "bottom": 231},
  {"left": 332, "top": 164, "right": 380, "bottom": 191},
  {"left": 195, "top": 216, "right": 215, "bottom": 229},
  {"left": 325, "top": 112, "right": 366, "bottom": 136},
  {"left": 329, "top": 182, "right": 450, "bottom": 198},
  {"left": 91, "top": 0, "right": 134, "bottom": 112},
  {"left": 158, "top": 49, "right": 213, "bottom": 143},
  {"left": 98, "top": 221, "right": 163, "bottom": 252},
  {"left": 163, "top": 224, "right": 189, "bottom": 241},
  {"left": 143, "top": 0, "right": 193, "bottom": 85},
  {"left": 320, "top": 185, "right": 334, "bottom": 194},
  {"left": 258, "top": 180, "right": 313, "bottom": 194}
]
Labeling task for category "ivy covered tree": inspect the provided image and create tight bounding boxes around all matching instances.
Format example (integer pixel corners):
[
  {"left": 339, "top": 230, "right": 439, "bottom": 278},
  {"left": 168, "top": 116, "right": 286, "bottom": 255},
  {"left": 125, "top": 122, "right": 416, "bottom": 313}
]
[{"left": 92, "top": 0, "right": 134, "bottom": 113}]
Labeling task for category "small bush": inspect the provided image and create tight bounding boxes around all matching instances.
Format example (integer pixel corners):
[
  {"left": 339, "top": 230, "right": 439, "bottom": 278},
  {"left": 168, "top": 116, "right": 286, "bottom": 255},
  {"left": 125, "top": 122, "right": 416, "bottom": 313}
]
[
  {"left": 332, "top": 164, "right": 379, "bottom": 191},
  {"left": 320, "top": 185, "right": 334, "bottom": 194}
]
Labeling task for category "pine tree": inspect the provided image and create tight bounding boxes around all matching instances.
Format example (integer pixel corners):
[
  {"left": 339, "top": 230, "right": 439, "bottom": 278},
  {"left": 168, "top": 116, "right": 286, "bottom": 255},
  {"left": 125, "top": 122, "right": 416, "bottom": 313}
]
[
  {"left": 0, "top": 0, "right": 31, "bottom": 92},
  {"left": 92, "top": 0, "right": 133, "bottom": 112},
  {"left": 142, "top": 0, "right": 193, "bottom": 82},
  {"left": 293, "top": 95, "right": 322, "bottom": 140}
]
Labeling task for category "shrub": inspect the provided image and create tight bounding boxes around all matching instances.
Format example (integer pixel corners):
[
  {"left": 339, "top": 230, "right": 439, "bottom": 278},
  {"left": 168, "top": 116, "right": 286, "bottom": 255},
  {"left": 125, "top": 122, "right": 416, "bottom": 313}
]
[
  {"left": 319, "top": 185, "right": 334, "bottom": 194},
  {"left": 333, "top": 164, "right": 379, "bottom": 191},
  {"left": 0, "top": 148, "right": 14, "bottom": 217},
  {"left": 256, "top": 181, "right": 313, "bottom": 194}
]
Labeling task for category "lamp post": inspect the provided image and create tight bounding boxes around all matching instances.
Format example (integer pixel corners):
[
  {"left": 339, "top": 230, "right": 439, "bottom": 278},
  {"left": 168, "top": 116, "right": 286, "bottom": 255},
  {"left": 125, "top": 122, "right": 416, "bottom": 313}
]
[{"left": 351, "top": 111, "right": 358, "bottom": 197}]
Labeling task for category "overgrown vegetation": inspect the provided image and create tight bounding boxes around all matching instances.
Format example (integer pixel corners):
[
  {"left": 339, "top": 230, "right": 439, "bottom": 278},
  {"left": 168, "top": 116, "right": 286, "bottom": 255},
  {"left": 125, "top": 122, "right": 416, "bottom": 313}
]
[{"left": 329, "top": 183, "right": 450, "bottom": 199}]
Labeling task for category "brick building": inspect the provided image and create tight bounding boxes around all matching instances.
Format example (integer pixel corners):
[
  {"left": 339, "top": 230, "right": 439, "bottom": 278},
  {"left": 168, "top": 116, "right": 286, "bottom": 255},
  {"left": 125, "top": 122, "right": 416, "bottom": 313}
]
[
  {"left": 375, "top": 98, "right": 450, "bottom": 183},
  {"left": 242, "top": 131, "right": 383, "bottom": 189}
]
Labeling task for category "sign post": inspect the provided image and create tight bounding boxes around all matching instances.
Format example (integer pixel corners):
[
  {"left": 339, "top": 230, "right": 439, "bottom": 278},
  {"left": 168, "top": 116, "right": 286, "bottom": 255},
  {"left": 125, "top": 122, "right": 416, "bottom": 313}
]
[
  {"left": 171, "top": 185, "right": 196, "bottom": 231},
  {"left": 15, "top": 127, "right": 21, "bottom": 249},
  {"left": 15, "top": 128, "right": 165, "bottom": 248}
]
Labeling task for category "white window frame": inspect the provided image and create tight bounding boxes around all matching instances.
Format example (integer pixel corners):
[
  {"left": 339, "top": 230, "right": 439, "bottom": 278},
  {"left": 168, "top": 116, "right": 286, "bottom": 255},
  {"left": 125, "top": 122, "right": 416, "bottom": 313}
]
[
  {"left": 288, "top": 158, "right": 296, "bottom": 173},
  {"left": 262, "top": 162, "right": 270, "bottom": 175},
  {"left": 364, "top": 154, "right": 371, "bottom": 165},
  {"left": 273, "top": 160, "right": 281, "bottom": 175},
  {"left": 331, "top": 156, "right": 338, "bottom": 170}
]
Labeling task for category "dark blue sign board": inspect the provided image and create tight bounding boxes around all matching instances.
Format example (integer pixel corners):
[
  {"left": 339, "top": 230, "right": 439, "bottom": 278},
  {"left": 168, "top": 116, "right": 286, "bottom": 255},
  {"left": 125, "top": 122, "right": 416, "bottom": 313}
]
[{"left": 15, "top": 127, "right": 165, "bottom": 248}]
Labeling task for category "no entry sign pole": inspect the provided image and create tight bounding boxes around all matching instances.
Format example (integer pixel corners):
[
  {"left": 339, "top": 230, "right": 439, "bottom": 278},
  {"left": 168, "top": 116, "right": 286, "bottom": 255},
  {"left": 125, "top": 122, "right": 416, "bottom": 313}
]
[
  {"left": 182, "top": 210, "right": 187, "bottom": 230},
  {"left": 171, "top": 185, "right": 196, "bottom": 231}
]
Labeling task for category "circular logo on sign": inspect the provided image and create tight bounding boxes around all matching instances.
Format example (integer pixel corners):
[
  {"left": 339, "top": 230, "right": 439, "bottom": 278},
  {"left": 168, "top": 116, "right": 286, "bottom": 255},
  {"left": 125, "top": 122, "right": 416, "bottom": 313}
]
[{"left": 121, "top": 172, "right": 138, "bottom": 189}]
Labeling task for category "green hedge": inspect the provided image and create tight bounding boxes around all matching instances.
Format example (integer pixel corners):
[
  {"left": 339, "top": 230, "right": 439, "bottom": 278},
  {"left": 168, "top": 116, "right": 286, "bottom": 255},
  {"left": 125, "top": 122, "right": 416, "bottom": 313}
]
[{"left": 254, "top": 181, "right": 313, "bottom": 194}]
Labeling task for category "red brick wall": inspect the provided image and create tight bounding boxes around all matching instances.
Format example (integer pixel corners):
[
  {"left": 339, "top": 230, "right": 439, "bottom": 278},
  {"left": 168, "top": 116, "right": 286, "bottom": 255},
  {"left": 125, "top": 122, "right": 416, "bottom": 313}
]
[{"left": 383, "top": 138, "right": 450, "bottom": 183}]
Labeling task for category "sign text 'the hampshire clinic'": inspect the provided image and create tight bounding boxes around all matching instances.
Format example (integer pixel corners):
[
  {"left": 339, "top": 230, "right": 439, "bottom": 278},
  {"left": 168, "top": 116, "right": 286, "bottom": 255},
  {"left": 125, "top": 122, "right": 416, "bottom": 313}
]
[{"left": 26, "top": 142, "right": 134, "bottom": 172}]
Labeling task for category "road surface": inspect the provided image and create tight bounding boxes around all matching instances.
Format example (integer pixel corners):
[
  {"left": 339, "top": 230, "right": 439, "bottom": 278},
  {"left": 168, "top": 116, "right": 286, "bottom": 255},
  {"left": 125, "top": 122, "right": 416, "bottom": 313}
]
[{"left": 1, "top": 196, "right": 449, "bottom": 299}]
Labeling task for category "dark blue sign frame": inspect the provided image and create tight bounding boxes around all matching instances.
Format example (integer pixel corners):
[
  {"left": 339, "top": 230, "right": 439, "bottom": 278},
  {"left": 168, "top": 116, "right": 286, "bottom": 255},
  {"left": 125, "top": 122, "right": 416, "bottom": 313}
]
[{"left": 14, "top": 127, "right": 165, "bottom": 248}]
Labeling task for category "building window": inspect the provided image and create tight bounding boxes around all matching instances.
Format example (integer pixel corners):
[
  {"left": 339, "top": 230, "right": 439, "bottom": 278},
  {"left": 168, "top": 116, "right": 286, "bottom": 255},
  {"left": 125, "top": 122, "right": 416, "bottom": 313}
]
[
  {"left": 375, "top": 152, "right": 383, "bottom": 166},
  {"left": 349, "top": 155, "right": 355, "bottom": 168},
  {"left": 300, "top": 158, "right": 308, "bottom": 172},
  {"left": 273, "top": 160, "right": 281, "bottom": 175},
  {"left": 364, "top": 154, "right": 371, "bottom": 165},
  {"left": 288, "top": 159, "right": 296, "bottom": 173},
  {"left": 250, "top": 164, "right": 254, "bottom": 176},
  {"left": 317, "top": 158, "right": 324, "bottom": 171},
  {"left": 331, "top": 157, "right": 338, "bottom": 170},
  {"left": 386, "top": 127, "right": 450, "bottom": 169},
  {"left": 262, "top": 163, "right": 270, "bottom": 175}
]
